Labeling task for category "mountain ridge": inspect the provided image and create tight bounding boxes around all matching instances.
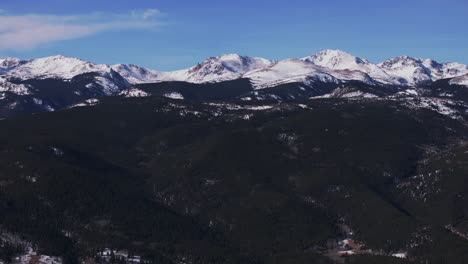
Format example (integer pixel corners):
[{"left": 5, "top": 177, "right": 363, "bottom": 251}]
[
  {"left": 2, "top": 50, "right": 467, "bottom": 86},
  {"left": 1, "top": 49, "right": 468, "bottom": 118}
]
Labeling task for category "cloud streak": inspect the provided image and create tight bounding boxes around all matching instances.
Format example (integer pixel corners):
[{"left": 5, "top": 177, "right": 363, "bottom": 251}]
[{"left": 0, "top": 9, "right": 163, "bottom": 50}]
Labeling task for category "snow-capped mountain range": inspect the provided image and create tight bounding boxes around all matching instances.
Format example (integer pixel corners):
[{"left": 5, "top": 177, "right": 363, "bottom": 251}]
[
  {"left": 1, "top": 49, "right": 467, "bottom": 88},
  {"left": 1, "top": 49, "right": 468, "bottom": 118}
]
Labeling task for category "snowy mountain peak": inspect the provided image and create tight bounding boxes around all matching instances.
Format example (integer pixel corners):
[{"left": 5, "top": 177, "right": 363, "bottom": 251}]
[
  {"left": 379, "top": 56, "right": 419, "bottom": 67},
  {"left": 46, "top": 54, "right": 75, "bottom": 60},
  {"left": 377, "top": 56, "right": 445, "bottom": 73},
  {"left": 0, "top": 57, "right": 25, "bottom": 67},
  {"left": 200, "top": 54, "right": 274, "bottom": 73},
  {"left": 215, "top": 53, "right": 244, "bottom": 61},
  {"left": 30, "top": 55, "right": 92, "bottom": 65},
  {"left": 6, "top": 55, "right": 111, "bottom": 80},
  {"left": 378, "top": 56, "right": 437, "bottom": 85},
  {"left": 160, "top": 54, "right": 275, "bottom": 83},
  {"left": 302, "top": 49, "right": 369, "bottom": 68},
  {"left": 0, "top": 58, "right": 26, "bottom": 74},
  {"left": 302, "top": 50, "right": 396, "bottom": 84}
]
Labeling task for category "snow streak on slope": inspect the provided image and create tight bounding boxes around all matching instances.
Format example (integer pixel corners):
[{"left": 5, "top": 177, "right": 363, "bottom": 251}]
[{"left": 119, "top": 88, "right": 150, "bottom": 97}]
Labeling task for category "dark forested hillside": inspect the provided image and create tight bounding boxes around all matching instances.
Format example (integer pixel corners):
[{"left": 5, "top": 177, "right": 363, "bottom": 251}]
[{"left": 0, "top": 95, "right": 468, "bottom": 263}]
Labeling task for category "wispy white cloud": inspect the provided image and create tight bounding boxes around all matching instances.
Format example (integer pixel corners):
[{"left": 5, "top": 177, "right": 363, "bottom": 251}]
[
  {"left": 141, "top": 9, "right": 161, "bottom": 20},
  {"left": 0, "top": 9, "right": 164, "bottom": 51}
]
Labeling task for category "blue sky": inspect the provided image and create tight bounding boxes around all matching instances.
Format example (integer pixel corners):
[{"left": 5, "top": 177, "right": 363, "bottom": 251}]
[{"left": 0, "top": 0, "right": 467, "bottom": 71}]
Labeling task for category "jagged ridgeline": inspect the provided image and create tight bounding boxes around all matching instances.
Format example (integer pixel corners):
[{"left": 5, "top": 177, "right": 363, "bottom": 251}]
[{"left": 0, "top": 51, "right": 468, "bottom": 264}]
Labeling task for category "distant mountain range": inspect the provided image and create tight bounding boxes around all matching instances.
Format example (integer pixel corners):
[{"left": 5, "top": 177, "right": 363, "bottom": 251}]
[{"left": 1, "top": 50, "right": 468, "bottom": 118}]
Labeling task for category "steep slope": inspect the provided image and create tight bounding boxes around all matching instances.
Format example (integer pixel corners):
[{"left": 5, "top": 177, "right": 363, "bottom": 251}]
[{"left": 111, "top": 64, "right": 163, "bottom": 84}]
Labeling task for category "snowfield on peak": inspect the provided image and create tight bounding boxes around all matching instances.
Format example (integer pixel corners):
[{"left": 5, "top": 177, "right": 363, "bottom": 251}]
[
  {"left": 206, "top": 54, "right": 273, "bottom": 74},
  {"left": 6, "top": 55, "right": 111, "bottom": 80},
  {"left": 302, "top": 49, "right": 398, "bottom": 84}
]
